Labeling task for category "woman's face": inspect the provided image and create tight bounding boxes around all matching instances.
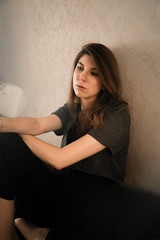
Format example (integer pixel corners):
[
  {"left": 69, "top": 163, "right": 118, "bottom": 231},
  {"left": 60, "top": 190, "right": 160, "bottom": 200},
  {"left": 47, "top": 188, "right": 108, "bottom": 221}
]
[{"left": 73, "top": 54, "right": 102, "bottom": 108}]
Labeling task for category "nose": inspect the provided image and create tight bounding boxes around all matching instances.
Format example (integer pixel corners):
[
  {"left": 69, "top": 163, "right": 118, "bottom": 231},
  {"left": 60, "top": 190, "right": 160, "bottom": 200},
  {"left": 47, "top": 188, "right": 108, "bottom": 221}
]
[{"left": 79, "top": 71, "right": 87, "bottom": 82}]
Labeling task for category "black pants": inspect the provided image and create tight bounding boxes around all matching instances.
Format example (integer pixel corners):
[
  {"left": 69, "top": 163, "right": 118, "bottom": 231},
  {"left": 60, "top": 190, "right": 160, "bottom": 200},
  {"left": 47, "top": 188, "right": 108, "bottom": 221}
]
[{"left": 1, "top": 133, "right": 160, "bottom": 240}]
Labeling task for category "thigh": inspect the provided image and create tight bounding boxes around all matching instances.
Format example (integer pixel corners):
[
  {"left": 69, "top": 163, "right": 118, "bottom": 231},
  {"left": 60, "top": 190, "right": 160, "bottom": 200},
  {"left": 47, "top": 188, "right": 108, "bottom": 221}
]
[
  {"left": 0, "top": 132, "right": 32, "bottom": 200},
  {"left": 0, "top": 133, "right": 58, "bottom": 226}
]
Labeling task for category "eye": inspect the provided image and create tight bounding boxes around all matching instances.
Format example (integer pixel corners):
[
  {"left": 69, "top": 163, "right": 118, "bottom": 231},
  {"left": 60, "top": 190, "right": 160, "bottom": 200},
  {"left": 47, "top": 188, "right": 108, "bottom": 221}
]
[
  {"left": 91, "top": 72, "right": 99, "bottom": 77},
  {"left": 76, "top": 66, "right": 83, "bottom": 71}
]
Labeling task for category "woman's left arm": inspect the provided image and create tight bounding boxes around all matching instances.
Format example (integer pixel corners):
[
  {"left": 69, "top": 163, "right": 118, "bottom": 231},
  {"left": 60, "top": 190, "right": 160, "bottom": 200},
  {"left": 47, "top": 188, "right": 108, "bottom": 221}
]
[{"left": 20, "top": 134, "right": 106, "bottom": 170}]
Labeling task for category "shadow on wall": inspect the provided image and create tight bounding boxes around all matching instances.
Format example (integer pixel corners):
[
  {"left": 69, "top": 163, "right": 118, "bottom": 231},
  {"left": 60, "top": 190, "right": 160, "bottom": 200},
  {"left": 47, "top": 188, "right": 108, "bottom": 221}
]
[
  {"left": 0, "top": 80, "right": 26, "bottom": 117},
  {"left": 113, "top": 41, "right": 160, "bottom": 193}
]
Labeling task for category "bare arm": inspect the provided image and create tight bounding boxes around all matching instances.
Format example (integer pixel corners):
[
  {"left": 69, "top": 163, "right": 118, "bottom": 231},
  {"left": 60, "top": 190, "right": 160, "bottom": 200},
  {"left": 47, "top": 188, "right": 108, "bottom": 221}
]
[
  {"left": 0, "top": 114, "right": 62, "bottom": 135},
  {"left": 20, "top": 133, "right": 106, "bottom": 170}
]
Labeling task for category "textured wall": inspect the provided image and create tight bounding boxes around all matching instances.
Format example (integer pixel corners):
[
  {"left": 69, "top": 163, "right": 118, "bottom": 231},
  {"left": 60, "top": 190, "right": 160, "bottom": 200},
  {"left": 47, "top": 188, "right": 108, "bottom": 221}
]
[{"left": 0, "top": 0, "right": 160, "bottom": 192}]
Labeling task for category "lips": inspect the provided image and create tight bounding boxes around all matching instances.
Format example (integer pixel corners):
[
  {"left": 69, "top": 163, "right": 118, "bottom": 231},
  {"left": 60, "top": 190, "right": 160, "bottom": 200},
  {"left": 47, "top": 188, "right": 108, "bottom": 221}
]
[{"left": 76, "top": 84, "right": 86, "bottom": 89}]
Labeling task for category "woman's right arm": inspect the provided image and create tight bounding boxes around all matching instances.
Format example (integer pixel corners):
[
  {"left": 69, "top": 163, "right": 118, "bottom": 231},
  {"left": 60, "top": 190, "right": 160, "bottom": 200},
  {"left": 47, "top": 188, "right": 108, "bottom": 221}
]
[{"left": 0, "top": 114, "right": 62, "bottom": 136}]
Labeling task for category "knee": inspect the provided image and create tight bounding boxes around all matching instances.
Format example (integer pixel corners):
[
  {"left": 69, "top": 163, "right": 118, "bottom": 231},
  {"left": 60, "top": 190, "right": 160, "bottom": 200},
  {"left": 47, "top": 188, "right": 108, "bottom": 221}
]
[{"left": 0, "top": 132, "right": 20, "bottom": 144}]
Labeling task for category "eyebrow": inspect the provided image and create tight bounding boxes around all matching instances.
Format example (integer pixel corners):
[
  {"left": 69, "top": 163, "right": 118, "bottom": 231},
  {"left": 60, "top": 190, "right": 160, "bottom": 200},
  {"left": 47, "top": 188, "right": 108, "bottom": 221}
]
[{"left": 78, "top": 61, "right": 97, "bottom": 70}]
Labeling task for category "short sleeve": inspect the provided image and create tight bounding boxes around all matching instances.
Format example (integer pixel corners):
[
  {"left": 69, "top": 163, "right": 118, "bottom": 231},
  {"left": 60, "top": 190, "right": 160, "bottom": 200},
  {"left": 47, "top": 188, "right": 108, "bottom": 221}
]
[
  {"left": 52, "top": 104, "right": 72, "bottom": 136},
  {"left": 88, "top": 108, "right": 130, "bottom": 156}
]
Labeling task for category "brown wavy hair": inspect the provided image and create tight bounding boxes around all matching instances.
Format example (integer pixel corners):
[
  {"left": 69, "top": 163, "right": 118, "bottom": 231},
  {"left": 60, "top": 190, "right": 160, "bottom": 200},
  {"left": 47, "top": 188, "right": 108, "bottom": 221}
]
[{"left": 68, "top": 43, "right": 127, "bottom": 136}]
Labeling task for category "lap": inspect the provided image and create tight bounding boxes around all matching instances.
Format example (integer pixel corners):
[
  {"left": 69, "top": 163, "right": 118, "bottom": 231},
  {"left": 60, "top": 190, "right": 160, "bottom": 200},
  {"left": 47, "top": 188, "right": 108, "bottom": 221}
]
[{"left": 1, "top": 133, "right": 160, "bottom": 239}]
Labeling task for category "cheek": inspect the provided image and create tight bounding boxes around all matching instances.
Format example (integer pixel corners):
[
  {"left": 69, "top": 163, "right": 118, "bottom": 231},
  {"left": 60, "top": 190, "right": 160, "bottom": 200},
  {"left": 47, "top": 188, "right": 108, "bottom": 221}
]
[
  {"left": 95, "top": 79, "right": 102, "bottom": 91},
  {"left": 73, "top": 71, "right": 77, "bottom": 82},
  {"left": 72, "top": 73, "right": 77, "bottom": 89}
]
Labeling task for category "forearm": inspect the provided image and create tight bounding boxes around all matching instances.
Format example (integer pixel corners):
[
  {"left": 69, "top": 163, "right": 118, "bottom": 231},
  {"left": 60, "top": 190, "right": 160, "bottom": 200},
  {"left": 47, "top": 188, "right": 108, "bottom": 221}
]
[
  {"left": 20, "top": 133, "right": 106, "bottom": 171},
  {"left": 20, "top": 134, "right": 63, "bottom": 169},
  {"left": 0, "top": 117, "right": 40, "bottom": 135}
]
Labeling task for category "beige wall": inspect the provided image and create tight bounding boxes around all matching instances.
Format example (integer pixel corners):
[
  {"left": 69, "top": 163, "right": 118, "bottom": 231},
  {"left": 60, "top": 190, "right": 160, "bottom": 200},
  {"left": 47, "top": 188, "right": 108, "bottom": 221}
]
[{"left": 0, "top": 0, "right": 160, "bottom": 192}]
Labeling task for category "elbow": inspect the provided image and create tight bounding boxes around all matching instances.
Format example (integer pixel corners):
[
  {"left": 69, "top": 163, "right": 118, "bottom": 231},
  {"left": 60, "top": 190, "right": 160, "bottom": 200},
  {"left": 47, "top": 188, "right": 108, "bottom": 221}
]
[
  {"left": 32, "top": 118, "right": 44, "bottom": 135},
  {"left": 53, "top": 149, "right": 70, "bottom": 170},
  {"left": 55, "top": 159, "right": 67, "bottom": 170},
  {"left": 55, "top": 164, "right": 64, "bottom": 171},
  {"left": 43, "top": 158, "right": 64, "bottom": 171}
]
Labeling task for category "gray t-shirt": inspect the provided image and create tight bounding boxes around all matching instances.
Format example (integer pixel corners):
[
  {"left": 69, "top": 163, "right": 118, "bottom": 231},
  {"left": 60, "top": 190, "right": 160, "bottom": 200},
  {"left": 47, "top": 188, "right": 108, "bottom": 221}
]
[{"left": 53, "top": 102, "right": 130, "bottom": 183}]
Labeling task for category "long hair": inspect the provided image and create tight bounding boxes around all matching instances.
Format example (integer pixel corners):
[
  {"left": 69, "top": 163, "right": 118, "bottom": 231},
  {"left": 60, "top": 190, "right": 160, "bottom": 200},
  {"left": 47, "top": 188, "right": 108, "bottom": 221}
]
[{"left": 68, "top": 43, "right": 127, "bottom": 136}]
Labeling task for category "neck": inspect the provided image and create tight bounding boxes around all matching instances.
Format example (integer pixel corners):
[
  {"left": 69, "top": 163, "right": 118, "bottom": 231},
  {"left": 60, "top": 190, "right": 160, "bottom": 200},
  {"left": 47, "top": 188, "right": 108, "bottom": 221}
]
[{"left": 81, "top": 98, "right": 95, "bottom": 111}]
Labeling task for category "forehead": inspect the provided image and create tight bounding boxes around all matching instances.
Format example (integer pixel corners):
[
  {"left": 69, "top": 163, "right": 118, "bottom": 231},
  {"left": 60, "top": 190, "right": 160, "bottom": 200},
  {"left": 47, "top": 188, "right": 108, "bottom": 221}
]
[{"left": 78, "top": 54, "right": 96, "bottom": 68}]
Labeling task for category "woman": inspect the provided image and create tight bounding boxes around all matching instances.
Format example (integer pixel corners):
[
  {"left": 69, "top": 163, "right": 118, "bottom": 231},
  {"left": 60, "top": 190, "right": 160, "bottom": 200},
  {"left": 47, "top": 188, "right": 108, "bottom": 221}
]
[{"left": 0, "top": 43, "right": 159, "bottom": 240}]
